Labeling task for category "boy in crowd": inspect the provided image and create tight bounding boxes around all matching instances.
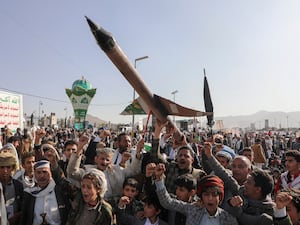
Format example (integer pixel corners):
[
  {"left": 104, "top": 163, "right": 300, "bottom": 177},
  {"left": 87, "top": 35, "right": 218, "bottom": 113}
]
[
  {"left": 203, "top": 142, "right": 275, "bottom": 225},
  {"left": 118, "top": 195, "right": 168, "bottom": 225},
  {"left": 13, "top": 151, "right": 35, "bottom": 188},
  {"left": 117, "top": 178, "right": 144, "bottom": 225},
  {"left": 275, "top": 150, "right": 300, "bottom": 194},
  {"left": 168, "top": 173, "right": 197, "bottom": 225},
  {"left": 151, "top": 162, "right": 238, "bottom": 225},
  {"left": 142, "top": 197, "right": 168, "bottom": 225},
  {"left": 67, "top": 141, "right": 143, "bottom": 203},
  {"left": 58, "top": 140, "right": 78, "bottom": 176}
]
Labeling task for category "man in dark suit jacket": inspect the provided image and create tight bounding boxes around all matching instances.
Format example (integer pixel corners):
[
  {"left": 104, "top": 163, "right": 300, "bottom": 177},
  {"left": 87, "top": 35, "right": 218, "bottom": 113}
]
[{"left": 0, "top": 152, "right": 23, "bottom": 225}]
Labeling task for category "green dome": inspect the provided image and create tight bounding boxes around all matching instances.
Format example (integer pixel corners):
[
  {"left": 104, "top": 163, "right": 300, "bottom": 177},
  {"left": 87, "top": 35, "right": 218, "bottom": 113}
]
[{"left": 72, "top": 77, "right": 92, "bottom": 90}]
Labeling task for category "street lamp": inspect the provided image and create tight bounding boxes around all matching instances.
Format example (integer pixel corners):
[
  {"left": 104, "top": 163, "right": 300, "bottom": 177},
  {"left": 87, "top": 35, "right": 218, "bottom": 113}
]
[
  {"left": 38, "top": 100, "right": 43, "bottom": 126},
  {"left": 171, "top": 90, "right": 178, "bottom": 122},
  {"left": 64, "top": 107, "right": 68, "bottom": 128},
  {"left": 132, "top": 55, "right": 149, "bottom": 132}
]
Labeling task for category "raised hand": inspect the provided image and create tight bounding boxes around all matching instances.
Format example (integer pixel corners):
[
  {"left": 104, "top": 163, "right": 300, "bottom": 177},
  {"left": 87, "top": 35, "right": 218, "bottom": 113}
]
[
  {"left": 203, "top": 142, "right": 213, "bottom": 158},
  {"left": 275, "top": 192, "right": 292, "bottom": 209},
  {"left": 145, "top": 163, "right": 156, "bottom": 177},
  {"left": 119, "top": 151, "right": 132, "bottom": 167},
  {"left": 118, "top": 196, "right": 130, "bottom": 208},
  {"left": 154, "top": 163, "right": 166, "bottom": 181},
  {"left": 77, "top": 134, "right": 89, "bottom": 156},
  {"left": 100, "top": 129, "right": 111, "bottom": 139},
  {"left": 136, "top": 138, "right": 144, "bottom": 159},
  {"left": 35, "top": 128, "right": 46, "bottom": 145},
  {"left": 229, "top": 195, "right": 243, "bottom": 207}
]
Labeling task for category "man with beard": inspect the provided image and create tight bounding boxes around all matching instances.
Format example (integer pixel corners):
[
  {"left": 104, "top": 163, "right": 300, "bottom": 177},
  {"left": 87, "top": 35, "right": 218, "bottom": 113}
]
[
  {"left": 112, "top": 133, "right": 135, "bottom": 168},
  {"left": 169, "top": 145, "right": 206, "bottom": 193},
  {"left": 145, "top": 119, "right": 206, "bottom": 195},
  {"left": 20, "top": 160, "right": 74, "bottom": 225}
]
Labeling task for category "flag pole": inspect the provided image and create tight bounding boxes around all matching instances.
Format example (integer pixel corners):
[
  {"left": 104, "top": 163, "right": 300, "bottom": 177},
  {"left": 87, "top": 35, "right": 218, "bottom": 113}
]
[{"left": 203, "top": 68, "right": 214, "bottom": 136}]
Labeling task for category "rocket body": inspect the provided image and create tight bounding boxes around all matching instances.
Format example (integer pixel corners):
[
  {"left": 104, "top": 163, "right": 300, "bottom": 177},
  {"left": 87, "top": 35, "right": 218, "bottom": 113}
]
[{"left": 86, "top": 17, "right": 170, "bottom": 124}]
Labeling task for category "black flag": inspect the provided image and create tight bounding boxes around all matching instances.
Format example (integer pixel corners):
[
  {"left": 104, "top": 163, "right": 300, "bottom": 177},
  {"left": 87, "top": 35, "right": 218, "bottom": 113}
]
[
  {"left": 30, "top": 113, "right": 34, "bottom": 126},
  {"left": 203, "top": 69, "right": 214, "bottom": 128}
]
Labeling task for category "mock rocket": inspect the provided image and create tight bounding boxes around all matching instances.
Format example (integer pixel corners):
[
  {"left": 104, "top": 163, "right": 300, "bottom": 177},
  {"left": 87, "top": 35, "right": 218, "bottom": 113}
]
[
  {"left": 85, "top": 16, "right": 211, "bottom": 140},
  {"left": 85, "top": 17, "right": 171, "bottom": 122}
]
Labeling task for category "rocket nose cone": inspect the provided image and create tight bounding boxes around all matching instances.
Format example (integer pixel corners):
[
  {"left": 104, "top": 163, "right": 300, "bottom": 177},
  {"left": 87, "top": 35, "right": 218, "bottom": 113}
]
[
  {"left": 85, "top": 16, "right": 115, "bottom": 51},
  {"left": 85, "top": 16, "right": 99, "bottom": 32}
]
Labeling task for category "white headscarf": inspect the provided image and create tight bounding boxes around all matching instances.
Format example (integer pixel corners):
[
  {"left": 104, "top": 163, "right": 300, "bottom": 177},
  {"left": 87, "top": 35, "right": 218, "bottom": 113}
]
[{"left": 83, "top": 168, "right": 107, "bottom": 198}]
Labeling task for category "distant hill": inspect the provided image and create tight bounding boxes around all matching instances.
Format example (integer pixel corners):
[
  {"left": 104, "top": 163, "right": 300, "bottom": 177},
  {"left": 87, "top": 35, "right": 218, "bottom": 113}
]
[
  {"left": 86, "top": 114, "right": 107, "bottom": 127},
  {"left": 86, "top": 111, "right": 300, "bottom": 130},
  {"left": 216, "top": 110, "right": 300, "bottom": 129}
]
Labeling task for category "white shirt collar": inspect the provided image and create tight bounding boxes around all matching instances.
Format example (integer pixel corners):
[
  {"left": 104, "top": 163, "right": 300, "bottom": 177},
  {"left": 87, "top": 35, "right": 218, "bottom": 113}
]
[
  {"left": 204, "top": 207, "right": 221, "bottom": 218},
  {"left": 144, "top": 217, "right": 159, "bottom": 225}
]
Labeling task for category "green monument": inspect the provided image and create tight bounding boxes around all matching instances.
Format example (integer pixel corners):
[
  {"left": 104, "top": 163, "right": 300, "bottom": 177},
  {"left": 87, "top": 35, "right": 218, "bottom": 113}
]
[{"left": 66, "top": 77, "right": 96, "bottom": 130}]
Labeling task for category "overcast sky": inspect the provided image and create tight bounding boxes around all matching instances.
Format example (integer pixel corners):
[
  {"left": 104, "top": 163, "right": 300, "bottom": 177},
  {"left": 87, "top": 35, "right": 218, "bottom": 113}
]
[{"left": 1, "top": 1, "right": 300, "bottom": 124}]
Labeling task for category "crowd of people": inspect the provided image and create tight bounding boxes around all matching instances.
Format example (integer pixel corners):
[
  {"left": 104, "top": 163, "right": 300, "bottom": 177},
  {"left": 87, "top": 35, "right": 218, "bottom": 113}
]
[{"left": 0, "top": 121, "right": 299, "bottom": 225}]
